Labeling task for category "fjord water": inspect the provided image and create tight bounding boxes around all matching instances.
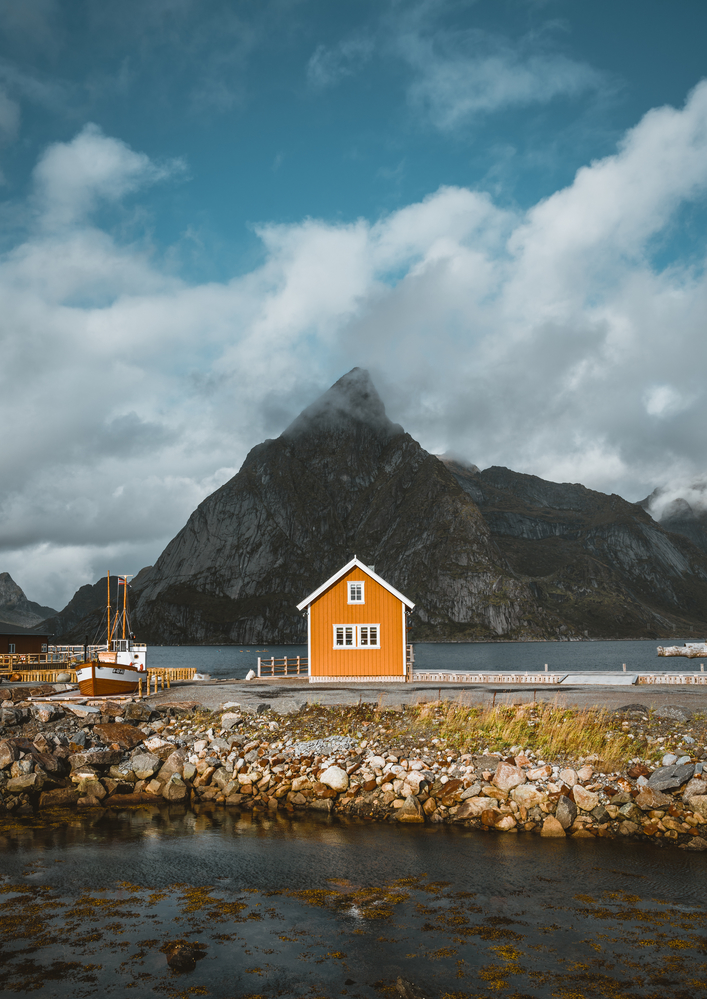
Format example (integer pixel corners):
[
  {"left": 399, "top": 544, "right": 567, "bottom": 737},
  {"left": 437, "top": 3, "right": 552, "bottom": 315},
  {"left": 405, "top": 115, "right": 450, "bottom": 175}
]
[
  {"left": 147, "top": 638, "right": 703, "bottom": 680},
  {"left": 1, "top": 809, "right": 705, "bottom": 997}
]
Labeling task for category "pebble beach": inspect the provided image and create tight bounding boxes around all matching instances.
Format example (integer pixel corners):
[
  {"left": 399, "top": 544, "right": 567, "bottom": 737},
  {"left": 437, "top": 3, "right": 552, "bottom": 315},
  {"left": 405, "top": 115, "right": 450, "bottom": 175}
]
[{"left": 2, "top": 682, "right": 707, "bottom": 853}]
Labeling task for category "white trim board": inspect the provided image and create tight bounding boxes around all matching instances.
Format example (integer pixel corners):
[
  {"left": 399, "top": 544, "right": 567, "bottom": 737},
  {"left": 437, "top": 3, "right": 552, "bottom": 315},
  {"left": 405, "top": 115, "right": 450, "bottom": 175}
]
[
  {"left": 296, "top": 556, "right": 415, "bottom": 611},
  {"left": 309, "top": 674, "right": 407, "bottom": 684}
]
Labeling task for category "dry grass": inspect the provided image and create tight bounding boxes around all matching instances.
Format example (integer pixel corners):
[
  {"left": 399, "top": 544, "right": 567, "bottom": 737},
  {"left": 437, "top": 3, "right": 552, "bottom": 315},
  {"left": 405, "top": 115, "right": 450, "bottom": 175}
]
[{"left": 418, "top": 700, "right": 636, "bottom": 768}]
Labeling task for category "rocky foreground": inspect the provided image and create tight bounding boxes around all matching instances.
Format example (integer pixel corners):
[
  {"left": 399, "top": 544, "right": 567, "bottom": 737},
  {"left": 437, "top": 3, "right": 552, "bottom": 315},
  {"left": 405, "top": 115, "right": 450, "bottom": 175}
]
[{"left": 2, "top": 686, "right": 707, "bottom": 852}]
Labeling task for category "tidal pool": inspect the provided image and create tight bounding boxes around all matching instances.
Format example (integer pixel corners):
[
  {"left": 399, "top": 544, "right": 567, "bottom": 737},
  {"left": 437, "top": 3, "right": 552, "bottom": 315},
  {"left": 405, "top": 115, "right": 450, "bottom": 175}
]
[{"left": 0, "top": 805, "right": 705, "bottom": 998}]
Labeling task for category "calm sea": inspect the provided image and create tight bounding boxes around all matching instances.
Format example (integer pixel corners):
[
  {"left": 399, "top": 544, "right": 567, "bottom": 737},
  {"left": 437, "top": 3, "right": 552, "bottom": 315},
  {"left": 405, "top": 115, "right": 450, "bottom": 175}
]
[{"left": 146, "top": 638, "right": 704, "bottom": 680}]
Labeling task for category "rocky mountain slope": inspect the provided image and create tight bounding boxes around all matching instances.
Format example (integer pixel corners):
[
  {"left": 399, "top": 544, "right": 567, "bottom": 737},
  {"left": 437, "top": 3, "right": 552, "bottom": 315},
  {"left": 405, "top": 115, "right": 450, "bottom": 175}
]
[
  {"left": 44, "top": 369, "right": 707, "bottom": 644},
  {"left": 0, "top": 573, "right": 56, "bottom": 630},
  {"left": 130, "top": 369, "right": 559, "bottom": 644},
  {"left": 444, "top": 461, "right": 707, "bottom": 640}
]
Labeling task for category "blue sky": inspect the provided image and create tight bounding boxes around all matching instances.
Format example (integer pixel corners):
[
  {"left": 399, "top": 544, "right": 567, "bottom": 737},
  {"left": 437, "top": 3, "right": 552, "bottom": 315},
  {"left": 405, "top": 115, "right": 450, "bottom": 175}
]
[
  {"left": 2, "top": 0, "right": 707, "bottom": 607},
  {"left": 3, "top": 1, "right": 707, "bottom": 273}
]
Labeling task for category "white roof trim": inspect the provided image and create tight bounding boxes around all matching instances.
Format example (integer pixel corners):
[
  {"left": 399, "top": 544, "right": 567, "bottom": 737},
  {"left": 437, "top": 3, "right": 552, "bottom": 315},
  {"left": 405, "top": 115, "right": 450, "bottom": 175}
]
[{"left": 296, "top": 557, "right": 415, "bottom": 611}]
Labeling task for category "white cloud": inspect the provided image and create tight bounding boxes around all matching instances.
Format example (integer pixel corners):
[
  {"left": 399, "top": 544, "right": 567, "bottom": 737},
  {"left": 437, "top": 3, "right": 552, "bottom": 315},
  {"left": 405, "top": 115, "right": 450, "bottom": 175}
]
[
  {"left": 307, "top": 35, "right": 373, "bottom": 90},
  {"left": 4, "top": 84, "right": 707, "bottom": 606},
  {"left": 644, "top": 384, "right": 688, "bottom": 418},
  {"left": 398, "top": 25, "right": 603, "bottom": 130},
  {"left": 32, "top": 122, "right": 184, "bottom": 229},
  {"left": 647, "top": 479, "right": 707, "bottom": 521}
]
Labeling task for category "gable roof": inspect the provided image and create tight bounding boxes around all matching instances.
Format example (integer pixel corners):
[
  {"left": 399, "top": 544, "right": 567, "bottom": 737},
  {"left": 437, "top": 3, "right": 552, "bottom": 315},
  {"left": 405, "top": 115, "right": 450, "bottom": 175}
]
[{"left": 296, "top": 557, "right": 415, "bottom": 612}]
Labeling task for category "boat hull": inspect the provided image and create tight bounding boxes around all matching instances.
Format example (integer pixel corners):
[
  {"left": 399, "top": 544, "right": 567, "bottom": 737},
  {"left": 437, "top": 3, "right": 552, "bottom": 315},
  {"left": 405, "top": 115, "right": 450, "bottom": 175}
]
[{"left": 76, "top": 661, "right": 141, "bottom": 697}]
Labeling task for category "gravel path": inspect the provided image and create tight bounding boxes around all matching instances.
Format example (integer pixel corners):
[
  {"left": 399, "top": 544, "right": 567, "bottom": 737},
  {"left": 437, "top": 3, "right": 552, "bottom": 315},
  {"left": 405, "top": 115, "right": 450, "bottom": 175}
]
[{"left": 148, "top": 679, "right": 707, "bottom": 714}]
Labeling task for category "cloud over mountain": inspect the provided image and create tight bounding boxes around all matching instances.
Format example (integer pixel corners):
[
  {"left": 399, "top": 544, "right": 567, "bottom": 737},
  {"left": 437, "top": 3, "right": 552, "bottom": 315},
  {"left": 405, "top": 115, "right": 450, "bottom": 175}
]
[{"left": 2, "top": 81, "right": 707, "bottom": 607}]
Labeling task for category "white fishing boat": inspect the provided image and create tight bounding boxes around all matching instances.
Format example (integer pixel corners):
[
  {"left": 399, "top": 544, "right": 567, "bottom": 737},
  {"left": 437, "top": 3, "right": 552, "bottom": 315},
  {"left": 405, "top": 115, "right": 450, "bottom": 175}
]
[{"left": 76, "top": 572, "right": 147, "bottom": 696}]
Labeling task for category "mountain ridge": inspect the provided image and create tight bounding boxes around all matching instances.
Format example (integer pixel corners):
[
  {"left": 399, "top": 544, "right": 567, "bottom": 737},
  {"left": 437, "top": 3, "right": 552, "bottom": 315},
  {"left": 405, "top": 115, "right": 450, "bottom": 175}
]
[
  {"left": 36, "top": 369, "right": 707, "bottom": 643},
  {"left": 130, "top": 369, "right": 554, "bottom": 644}
]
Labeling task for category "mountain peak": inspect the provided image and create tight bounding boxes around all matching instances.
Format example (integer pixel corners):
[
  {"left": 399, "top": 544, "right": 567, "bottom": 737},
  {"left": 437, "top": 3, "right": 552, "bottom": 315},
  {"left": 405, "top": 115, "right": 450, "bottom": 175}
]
[
  {"left": 0, "top": 572, "right": 25, "bottom": 605},
  {"left": 283, "top": 368, "right": 402, "bottom": 439},
  {"left": 0, "top": 571, "right": 57, "bottom": 628}
]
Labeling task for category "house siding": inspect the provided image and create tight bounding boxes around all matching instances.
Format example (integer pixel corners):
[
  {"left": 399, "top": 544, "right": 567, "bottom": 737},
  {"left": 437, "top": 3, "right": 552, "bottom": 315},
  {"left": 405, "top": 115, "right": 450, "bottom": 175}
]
[{"left": 309, "top": 566, "right": 404, "bottom": 677}]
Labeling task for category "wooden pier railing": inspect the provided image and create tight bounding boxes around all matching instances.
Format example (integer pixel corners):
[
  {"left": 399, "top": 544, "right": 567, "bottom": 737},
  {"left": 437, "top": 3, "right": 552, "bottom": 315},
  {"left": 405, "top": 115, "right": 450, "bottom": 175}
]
[
  {"left": 0, "top": 652, "right": 77, "bottom": 669},
  {"left": 0, "top": 667, "right": 78, "bottom": 683},
  {"left": 165, "top": 667, "right": 198, "bottom": 681},
  {"left": 257, "top": 656, "right": 308, "bottom": 677}
]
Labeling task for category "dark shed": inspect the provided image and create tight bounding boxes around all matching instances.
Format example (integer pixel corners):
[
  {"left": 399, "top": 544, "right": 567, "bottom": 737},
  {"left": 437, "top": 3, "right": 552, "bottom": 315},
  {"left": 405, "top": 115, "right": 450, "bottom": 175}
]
[{"left": 0, "top": 627, "right": 49, "bottom": 655}]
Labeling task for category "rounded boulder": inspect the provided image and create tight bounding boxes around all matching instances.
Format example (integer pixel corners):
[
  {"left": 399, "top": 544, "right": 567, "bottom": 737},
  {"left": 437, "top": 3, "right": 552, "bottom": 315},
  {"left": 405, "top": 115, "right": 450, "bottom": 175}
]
[
  {"left": 492, "top": 762, "right": 526, "bottom": 792},
  {"left": 319, "top": 765, "right": 349, "bottom": 793}
]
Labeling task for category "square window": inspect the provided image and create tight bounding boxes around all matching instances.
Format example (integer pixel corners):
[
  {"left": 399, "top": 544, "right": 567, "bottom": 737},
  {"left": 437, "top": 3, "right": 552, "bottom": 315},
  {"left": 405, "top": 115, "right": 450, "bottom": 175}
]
[
  {"left": 334, "top": 625, "right": 355, "bottom": 647},
  {"left": 348, "top": 581, "right": 364, "bottom": 603},
  {"left": 359, "top": 625, "right": 379, "bottom": 648}
]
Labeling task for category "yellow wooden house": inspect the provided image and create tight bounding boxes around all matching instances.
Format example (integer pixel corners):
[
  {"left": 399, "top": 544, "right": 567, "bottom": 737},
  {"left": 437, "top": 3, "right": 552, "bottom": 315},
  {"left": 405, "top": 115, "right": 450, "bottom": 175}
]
[{"left": 296, "top": 557, "right": 415, "bottom": 683}]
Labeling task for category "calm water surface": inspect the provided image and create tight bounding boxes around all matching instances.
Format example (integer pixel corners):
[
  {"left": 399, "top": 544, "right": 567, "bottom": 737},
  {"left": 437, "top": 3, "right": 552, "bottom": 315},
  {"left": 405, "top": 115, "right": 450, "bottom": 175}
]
[
  {"left": 0, "top": 807, "right": 705, "bottom": 998},
  {"left": 147, "top": 639, "right": 706, "bottom": 680}
]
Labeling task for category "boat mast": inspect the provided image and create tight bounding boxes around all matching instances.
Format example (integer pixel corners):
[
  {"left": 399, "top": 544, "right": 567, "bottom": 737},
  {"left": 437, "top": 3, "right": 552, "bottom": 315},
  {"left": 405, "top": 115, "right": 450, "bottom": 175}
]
[
  {"left": 107, "top": 570, "right": 111, "bottom": 647},
  {"left": 122, "top": 577, "right": 127, "bottom": 640}
]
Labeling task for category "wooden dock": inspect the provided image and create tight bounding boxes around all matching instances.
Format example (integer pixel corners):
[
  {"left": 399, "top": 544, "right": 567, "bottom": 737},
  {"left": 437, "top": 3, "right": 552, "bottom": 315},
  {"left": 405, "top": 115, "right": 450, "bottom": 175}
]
[{"left": 411, "top": 670, "right": 707, "bottom": 685}]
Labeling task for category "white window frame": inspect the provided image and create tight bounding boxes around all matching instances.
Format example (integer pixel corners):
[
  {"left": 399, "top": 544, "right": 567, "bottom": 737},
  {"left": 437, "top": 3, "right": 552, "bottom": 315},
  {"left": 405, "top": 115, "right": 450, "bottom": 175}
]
[
  {"left": 8, "top": 643, "right": 15, "bottom": 654},
  {"left": 347, "top": 580, "right": 365, "bottom": 604},
  {"left": 333, "top": 625, "right": 356, "bottom": 649},
  {"left": 333, "top": 624, "right": 380, "bottom": 649}
]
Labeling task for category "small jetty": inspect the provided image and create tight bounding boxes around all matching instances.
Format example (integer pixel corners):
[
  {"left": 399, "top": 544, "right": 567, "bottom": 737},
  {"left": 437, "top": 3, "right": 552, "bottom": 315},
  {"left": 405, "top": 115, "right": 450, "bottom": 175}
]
[
  {"left": 657, "top": 642, "right": 707, "bottom": 658},
  {"left": 410, "top": 669, "right": 707, "bottom": 686}
]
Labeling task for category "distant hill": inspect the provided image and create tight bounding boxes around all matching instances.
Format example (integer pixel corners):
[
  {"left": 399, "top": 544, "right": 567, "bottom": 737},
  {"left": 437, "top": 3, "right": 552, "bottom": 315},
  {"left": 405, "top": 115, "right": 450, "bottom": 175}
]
[
  {"left": 39, "top": 567, "right": 152, "bottom": 643},
  {"left": 0, "top": 573, "right": 57, "bottom": 630}
]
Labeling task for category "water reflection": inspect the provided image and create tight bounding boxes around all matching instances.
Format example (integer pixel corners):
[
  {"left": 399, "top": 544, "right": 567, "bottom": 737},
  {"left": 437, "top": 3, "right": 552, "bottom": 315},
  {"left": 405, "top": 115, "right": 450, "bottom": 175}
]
[{"left": 0, "top": 807, "right": 705, "bottom": 998}]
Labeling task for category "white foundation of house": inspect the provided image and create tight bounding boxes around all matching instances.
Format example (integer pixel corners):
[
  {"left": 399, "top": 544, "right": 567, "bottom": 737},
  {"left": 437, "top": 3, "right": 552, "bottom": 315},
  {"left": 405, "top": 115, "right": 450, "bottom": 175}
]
[{"left": 308, "top": 674, "right": 407, "bottom": 683}]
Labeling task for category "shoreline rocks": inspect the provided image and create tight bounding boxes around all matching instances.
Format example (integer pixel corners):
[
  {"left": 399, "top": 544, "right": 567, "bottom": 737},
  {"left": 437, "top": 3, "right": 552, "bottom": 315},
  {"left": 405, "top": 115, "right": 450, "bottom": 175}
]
[{"left": 1, "top": 688, "right": 707, "bottom": 854}]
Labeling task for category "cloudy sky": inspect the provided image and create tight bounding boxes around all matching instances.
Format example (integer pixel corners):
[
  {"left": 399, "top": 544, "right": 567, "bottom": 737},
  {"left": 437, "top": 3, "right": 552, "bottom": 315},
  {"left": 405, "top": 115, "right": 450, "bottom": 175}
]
[{"left": 2, "top": 0, "right": 707, "bottom": 609}]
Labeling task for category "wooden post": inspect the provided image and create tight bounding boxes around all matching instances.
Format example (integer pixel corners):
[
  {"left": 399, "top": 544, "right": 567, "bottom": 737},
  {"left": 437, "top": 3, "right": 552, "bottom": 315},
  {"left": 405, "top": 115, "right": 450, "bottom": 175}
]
[{"left": 257, "top": 657, "right": 261, "bottom": 677}]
